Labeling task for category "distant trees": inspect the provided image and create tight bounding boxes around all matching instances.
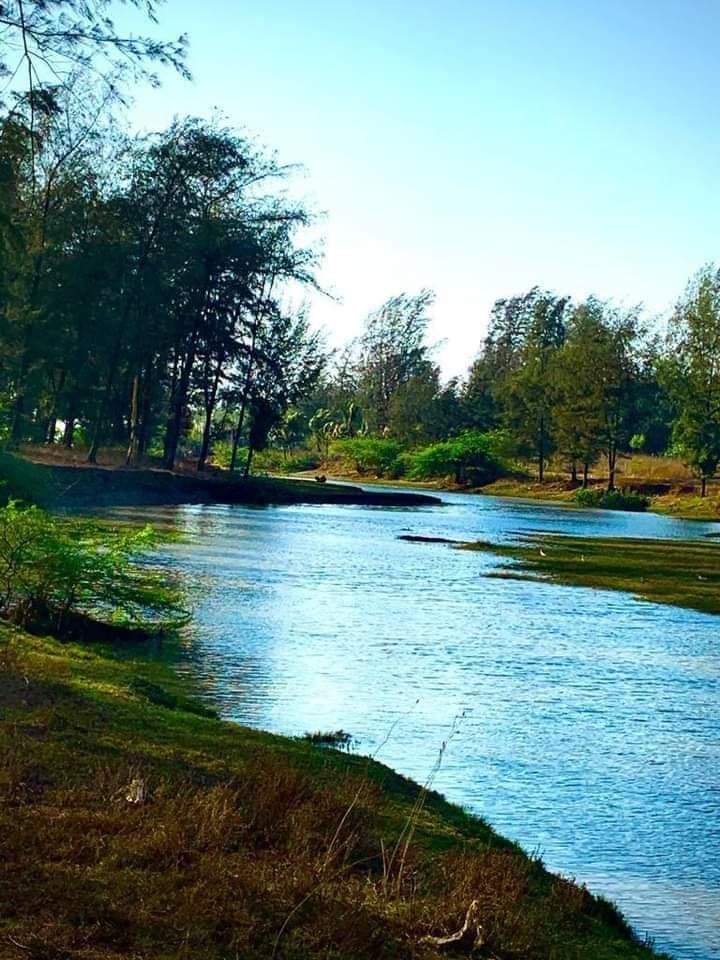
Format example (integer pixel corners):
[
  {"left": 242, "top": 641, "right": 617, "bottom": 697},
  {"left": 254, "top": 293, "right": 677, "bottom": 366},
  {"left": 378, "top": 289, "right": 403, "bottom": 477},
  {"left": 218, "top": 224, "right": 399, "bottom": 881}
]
[
  {"left": 493, "top": 289, "right": 568, "bottom": 481},
  {"left": 354, "top": 290, "right": 437, "bottom": 434},
  {"left": 550, "top": 300, "right": 606, "bottom": 485},
  {"left": 662, "top": 265, "right": 720, "bottom": 496}
]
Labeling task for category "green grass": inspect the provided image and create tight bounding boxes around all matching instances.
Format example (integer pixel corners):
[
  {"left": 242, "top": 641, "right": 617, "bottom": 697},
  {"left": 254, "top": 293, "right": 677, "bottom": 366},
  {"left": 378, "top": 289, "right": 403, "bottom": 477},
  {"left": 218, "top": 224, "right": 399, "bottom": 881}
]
[
  {"left": 0, "top": 625, "right": 665, "bottom": 960},
  {"left": 461, "top": 533, "right": 720, "bottom": 615}
]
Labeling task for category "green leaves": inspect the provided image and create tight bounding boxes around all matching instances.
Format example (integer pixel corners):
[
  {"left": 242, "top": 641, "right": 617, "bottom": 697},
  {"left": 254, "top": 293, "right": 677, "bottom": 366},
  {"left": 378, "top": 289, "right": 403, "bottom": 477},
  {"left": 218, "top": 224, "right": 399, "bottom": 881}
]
[{"left": 0, "top": 500, "right": 186, "bottom": 636}]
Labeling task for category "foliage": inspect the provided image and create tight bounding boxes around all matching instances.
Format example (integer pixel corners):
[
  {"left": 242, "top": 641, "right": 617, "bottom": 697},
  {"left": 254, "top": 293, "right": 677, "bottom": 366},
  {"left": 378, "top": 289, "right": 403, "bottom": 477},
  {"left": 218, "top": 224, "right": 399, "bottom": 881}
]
[
  {"left": 0, "top": 0, "right": 189, "bottom": 97},
  {"left": 494, "top": 288, "right": 569, "bottom": 480},
  {"left": 354, "top": 290, "right": 436, "bottom": 434},
  {"left": 0, "top": 501, "right": 186, "bottom": 634},
  {"left": 408, "top": 430, "right": 506, "bottom": 485},
  {"left": 0, "top": 100, "right": 323, "bottom": 473},
  {"left": 574, "top": 488, "right": 649, "bottom": 512},
  {"left": 661, "top": 265, "right": 720, "bottom": 496},
  {"left": 330, "top": 437, "right": 405, "bottom": 477},
  {"left": 250, "top": 447, "right": 321, "bottom": 475}
]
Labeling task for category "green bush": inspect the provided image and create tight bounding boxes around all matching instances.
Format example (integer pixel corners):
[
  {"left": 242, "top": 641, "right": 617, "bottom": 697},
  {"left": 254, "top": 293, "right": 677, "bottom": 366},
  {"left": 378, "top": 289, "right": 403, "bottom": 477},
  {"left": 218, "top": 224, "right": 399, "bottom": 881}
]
[
  {"left": 0, "top": 501, "right": 187, "bottom": 637},
  {"left": 252, "top": 448, "right": 321, "bottom": 475},
  {"left": 574, "top": 488, "right": 649, "bottom": 512},
  {"left": 408, "top": 431, "right": 504, "bottom": 485},
  {"left": 330, "top": 438, "right": 405, "bottom": 477}
]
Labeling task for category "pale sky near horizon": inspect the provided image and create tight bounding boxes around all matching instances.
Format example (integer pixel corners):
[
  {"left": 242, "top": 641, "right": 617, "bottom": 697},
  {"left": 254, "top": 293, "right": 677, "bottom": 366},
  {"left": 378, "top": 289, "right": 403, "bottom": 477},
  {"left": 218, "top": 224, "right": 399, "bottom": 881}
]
[{"left": 122, "top": 0, "right": 720, "bottom": 378}]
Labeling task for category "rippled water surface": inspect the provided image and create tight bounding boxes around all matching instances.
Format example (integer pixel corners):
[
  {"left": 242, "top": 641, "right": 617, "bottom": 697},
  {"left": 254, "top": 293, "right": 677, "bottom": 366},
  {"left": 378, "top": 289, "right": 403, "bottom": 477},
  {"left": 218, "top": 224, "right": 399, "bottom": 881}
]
[{"left": 113, "top": 491, "right": 720, "bottom": 959}]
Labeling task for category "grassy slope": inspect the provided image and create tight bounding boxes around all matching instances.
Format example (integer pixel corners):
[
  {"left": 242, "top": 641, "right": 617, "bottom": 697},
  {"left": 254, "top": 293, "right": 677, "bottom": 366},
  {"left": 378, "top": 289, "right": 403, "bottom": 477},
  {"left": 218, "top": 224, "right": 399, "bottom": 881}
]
[
  {"left": 461, "top": 534, "right": 720, "bottom": 615},
  {"left": 0, "top": 626, "right": 665, "bottom": 960},
  {"left": 0, "top": 452, "right": 439, "bottom": 510}
]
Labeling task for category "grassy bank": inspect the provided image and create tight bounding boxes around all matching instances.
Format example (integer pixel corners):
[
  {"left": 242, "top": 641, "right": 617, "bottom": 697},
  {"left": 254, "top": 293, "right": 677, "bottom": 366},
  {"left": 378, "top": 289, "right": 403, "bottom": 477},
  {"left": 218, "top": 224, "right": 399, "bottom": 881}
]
[
  {"left": 0, "top": 625, "right": 665, "bottom": 960},
  {"left": 460, "top": 533, "right": 720, "bottom": 615},
  {"left": 0, "top": 452, "right": 439, "bottom": 510}
]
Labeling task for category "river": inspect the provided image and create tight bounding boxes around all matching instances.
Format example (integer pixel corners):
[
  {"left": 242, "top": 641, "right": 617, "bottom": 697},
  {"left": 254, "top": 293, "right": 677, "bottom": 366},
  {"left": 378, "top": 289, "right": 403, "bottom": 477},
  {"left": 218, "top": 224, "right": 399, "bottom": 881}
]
[{"left": 109, "top": 489, "right": 720, "bottom": 960}]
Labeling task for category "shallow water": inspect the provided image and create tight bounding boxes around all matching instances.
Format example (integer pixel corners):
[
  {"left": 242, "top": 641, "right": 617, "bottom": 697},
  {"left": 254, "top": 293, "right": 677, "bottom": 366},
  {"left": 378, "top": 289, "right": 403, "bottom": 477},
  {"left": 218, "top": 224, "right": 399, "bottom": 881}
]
[{"left": 111, "top": 491, "right": 720, "bottom": 960}]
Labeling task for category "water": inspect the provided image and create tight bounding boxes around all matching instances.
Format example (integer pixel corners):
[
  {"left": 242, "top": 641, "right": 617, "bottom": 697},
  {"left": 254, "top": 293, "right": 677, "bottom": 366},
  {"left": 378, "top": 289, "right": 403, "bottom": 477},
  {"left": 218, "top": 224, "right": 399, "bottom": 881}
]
[{"left": 110, "top": 490, "right": 720, "bottom": 960}]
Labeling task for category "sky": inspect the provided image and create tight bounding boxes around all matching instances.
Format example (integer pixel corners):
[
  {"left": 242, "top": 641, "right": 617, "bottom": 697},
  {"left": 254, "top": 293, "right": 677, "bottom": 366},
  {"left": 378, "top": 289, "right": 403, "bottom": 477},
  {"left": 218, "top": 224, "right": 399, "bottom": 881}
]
[{"left": 122, "top": 0, "right": 720, "bottom": 378}]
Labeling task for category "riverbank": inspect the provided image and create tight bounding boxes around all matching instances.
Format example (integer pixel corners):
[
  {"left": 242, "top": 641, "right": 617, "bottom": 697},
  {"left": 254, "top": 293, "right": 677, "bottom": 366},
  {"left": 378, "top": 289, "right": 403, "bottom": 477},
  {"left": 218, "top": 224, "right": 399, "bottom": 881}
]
[
  {"left": 0, "top": 453, "right": 440, "bottom": 509},
  {"left": 0, "top": 624, "right": 666, "bottom": 960},
  {"left": 311, "top": 469, "right": 720, "bottom": 522},
  {"left": 480, "top": 479, "right": 720, "bottom": 521},
  {"left": 459, "top": 532, "right": 720, "bottom": 615}
]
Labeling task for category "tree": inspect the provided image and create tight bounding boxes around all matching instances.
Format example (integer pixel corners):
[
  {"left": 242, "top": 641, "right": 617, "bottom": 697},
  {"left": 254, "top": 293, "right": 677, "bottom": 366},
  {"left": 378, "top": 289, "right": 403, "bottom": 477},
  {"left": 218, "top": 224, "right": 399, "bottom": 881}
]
[
  {"left": 551, "top": 299, "right": 607, "bottom": 485},
  {"left": 355, "top": 290, "right": 435, "bottom": 433},
  {"left": 495, "top": 288, "right": 568, "bottom": 480},
  {"left": 662, "top": 265, "right": 720, "bottom": 496},
  {"left": 239, "top": 307, "right": 324, "bottom": 476},
  {"left": 596, "top": 305, "right": 643, "bottom": 491},
  {"left": 0, "top": 1, "right": 188, "bottom": 97}
]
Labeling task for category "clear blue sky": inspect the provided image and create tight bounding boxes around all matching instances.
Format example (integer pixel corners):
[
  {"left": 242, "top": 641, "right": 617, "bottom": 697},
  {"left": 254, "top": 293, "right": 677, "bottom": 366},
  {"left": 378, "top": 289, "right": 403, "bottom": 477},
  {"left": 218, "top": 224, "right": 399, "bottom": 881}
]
[{"left": 126, "top": 0, "right": 720, "bottom": 377}]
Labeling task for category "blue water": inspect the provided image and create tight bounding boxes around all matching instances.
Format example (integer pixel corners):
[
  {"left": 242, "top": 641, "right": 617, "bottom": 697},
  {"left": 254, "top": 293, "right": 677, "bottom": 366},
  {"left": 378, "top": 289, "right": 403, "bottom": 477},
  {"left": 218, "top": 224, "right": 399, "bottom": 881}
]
[{"left": 111, "top": 491, "right": 720, "bottom": 960}]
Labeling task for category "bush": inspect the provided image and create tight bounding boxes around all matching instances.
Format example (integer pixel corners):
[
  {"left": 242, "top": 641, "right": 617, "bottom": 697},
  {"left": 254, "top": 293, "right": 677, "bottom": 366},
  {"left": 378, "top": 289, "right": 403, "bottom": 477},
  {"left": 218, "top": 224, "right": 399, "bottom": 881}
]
[
  {"left": 408, "top": 431, "right": 504, "bottom": 485},
  {"left": 574, "top": 488, "right": 649, "bottom": 512},
  {"left": 251, "top": 448, "right": 321, "bottom": 475},
  {"left": 0, "top": 501, "right": 187, "bottom": 637},
  {"left": 330, "top": 438, "right": 405, "bottom": 477}
]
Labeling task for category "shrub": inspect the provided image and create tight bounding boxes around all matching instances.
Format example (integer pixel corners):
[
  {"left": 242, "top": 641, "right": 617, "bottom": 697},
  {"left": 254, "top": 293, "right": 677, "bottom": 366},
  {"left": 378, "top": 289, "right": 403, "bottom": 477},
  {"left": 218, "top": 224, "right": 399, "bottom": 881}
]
[
  {"left": 330, "top": 438, "right": 405, "bottom": 477},
  {"left": 574, "top": 488, "right": 649, "bottom": 512},
  {"left": 0, "top": 501, "right": 187, "bottom": 637},
  {"left": 251, "top": 448, "right": 321, "bottom": 475},
  {"left": 408, "top": 431, "right": 504, "bottom": 485}
]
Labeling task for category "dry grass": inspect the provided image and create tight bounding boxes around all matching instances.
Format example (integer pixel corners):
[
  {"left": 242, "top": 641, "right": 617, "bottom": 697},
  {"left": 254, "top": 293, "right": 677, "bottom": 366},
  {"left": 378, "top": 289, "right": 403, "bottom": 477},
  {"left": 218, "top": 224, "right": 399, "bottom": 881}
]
[
  {"left": 0, "top": 627, "right": 665, "bottom": 960},
  {"left": 615, "top": 455, "right": 693, "bottom": 483}
]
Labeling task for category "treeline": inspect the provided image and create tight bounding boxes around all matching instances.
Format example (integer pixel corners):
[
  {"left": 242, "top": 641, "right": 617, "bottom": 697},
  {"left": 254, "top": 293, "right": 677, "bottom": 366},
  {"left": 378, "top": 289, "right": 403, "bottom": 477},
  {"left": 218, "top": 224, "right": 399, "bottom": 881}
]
[
  {"left": 0, "top": 99, "right": 323, "bottom": 473},
  {"left": 301, "top": 273, "right": 720, "bottom": 494}
]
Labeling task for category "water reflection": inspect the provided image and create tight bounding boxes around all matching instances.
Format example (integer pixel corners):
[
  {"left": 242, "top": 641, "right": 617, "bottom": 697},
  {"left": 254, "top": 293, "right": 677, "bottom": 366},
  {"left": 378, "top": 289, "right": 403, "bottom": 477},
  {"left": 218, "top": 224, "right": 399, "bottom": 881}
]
[{"left": 107, "top": 492, "right": 720, "bottom": 960}]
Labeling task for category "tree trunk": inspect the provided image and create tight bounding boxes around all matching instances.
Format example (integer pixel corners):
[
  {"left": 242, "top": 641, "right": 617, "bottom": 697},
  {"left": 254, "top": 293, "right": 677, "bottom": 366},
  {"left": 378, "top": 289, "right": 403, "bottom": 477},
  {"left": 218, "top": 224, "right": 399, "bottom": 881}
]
[
  {"left": 163, "top": 327, "right": 200, "bottom": 472},
  {"left": 538, "top": 416, "right": 545, "bottom": 482},
  {"left": 229, "top": 398, "right": 248, "bottom": 472},
  {"left": 243, "top": 444, "right": 255, "bottom": 479},
  {"left": 582, "top": 461, "right": 589, "bottom": 488},
  {"left": 126, "top": 372, "right": 141, "bottom": 466},
  {"left": 63, "top": 417, "right": 75, "bottom": 448},
  {"left": 87, "top": 323, "right": 126, "bottom": 464},
  {"left": 197, "top": 356, "right": 224, "bottom": 471},
  {"left": 137, "top": 363, "right": 155, "bottom": 458},
  {"left": 45, "top": 416, "right": 57, "bottom": 444},
  {"left": 701, "top": 475, "right": 708, "bottom": 498},
  {"left": 8, "top": 353, "right": 30, "bottom": 448},
  {"left": 570, "top": 460, "right": 577, "bottom": 484}
]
